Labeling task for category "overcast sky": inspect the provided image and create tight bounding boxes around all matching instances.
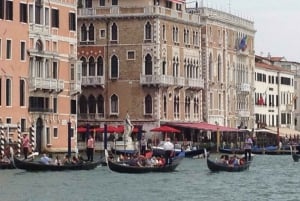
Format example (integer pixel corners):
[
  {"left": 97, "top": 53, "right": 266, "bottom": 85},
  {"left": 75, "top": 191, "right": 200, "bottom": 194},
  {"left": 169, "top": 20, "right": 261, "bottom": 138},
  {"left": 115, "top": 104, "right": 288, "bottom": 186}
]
[{"left": 186, "top": 0, "right": 300, "bottom": 62}]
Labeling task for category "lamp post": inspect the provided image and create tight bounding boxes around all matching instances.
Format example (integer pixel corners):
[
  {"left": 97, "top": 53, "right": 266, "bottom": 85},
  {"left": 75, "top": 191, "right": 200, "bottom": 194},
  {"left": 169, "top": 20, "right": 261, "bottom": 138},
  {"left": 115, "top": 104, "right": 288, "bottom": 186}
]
[{"left": 216, "top": 121, "right": 220, "bottom": 153}]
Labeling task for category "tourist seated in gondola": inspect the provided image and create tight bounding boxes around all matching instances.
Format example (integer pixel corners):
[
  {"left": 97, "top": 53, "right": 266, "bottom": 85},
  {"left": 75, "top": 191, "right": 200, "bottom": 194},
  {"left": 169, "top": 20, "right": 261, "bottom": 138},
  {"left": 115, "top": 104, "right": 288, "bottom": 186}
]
[
  {"left": 150, "top": 156, "right": 158, "bottom": 166},
  {"left": 54, "top": 155, "right": 61, "bottom": 166},
  {"left": 71, "top": 156, "right": 79, "bottom": 164},
  {"left": 39, "top": 153, "right": 52, "bottom": 165},
  {"left": 218, "top": 155, "right": 229, "bottom": 165},
  {"left": 0, "top": 154, "right": 11, "bottom": 163},
  {"left": 62, "top": 155, "right": 71, "bottom": 165}
]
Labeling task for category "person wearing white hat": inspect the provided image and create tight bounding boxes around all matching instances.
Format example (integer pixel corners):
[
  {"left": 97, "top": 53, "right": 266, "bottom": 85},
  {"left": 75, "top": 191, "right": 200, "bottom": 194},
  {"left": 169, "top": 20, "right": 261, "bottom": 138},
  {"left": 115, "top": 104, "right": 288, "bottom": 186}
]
[{"left": 163, "top": 138, "right": 174, "bottom": 165}]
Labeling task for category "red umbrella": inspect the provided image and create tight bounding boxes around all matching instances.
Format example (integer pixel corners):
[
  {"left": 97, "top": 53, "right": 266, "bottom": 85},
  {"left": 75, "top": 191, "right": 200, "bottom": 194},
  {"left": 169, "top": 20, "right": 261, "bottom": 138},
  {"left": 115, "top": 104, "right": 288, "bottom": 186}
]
[
  {"left": 96, "top": 126, "right": 120, "bottom": 133},
  {"left": 150, "top": 125, "right": 180, "bottom": 133},
  {"left": 77, "top": 127, "right": 87, "bottom": 133},
  {"left": 116, "top": 125, "right": 145, "bottom": 133}
]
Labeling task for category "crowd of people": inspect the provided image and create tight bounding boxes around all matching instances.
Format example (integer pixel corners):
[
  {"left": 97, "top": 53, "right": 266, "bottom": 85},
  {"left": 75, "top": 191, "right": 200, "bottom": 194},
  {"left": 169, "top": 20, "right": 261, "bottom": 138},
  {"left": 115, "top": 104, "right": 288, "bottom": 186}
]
[{"left": 218, "top": 154, "right": 246, "bottom": 167}]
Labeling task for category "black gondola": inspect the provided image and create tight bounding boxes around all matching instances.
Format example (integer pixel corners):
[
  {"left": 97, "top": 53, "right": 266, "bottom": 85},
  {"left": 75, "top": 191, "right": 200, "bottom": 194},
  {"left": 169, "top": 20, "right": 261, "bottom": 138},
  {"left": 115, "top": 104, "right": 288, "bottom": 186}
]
[
  {"left": 0, "top": 161, "right": 14, "bottom": 169},
  {"left": 107, "top": 152, "right": 185, "bottom": 173},
  {"left": 207, "top": 157, "right": 251, "bottom": 172},
  {"left": 12, "top": 157, "right": 101, "bottom": 171},
  {"left": 292, "top": 153, "right": 300, "bottom": 162}
]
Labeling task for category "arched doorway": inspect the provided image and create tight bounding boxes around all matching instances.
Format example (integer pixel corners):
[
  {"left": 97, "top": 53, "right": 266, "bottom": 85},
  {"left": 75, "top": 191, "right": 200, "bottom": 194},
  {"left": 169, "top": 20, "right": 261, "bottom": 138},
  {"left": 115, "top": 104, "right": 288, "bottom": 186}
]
[{"left": 36, "top": 117, "right": 43, "bottom": 153}]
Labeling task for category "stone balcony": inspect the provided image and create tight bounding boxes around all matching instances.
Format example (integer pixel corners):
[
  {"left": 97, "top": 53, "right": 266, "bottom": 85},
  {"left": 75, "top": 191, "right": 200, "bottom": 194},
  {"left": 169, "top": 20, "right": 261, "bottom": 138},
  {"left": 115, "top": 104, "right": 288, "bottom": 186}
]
[
  {"left": 82, "top": 76, "right": 105, "bottom": 86},
  {"left": 29, "top": 77, "right": 64, "bottom": 92}
]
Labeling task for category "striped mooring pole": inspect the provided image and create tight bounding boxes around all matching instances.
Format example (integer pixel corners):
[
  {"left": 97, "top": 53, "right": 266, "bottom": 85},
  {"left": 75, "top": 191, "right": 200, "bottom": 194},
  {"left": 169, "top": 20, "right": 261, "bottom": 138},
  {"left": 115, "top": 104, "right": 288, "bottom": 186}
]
[
  {"left": 30, "top": 124, "right": 35, "bottom": 152},
  {"left": 17, "top": 123, "right": 21, "bottom": 157},
  {"left": 0, "top": 126, "right": 4, "bottom": 156}
]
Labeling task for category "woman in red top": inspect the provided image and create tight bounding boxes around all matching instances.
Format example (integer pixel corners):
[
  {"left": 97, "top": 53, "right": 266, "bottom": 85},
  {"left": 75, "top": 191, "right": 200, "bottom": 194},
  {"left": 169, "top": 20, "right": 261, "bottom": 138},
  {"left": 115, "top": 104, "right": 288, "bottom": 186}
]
[
  {"left": 87, "top": 135, "right": 95, "bottom": 162},
  {"left": 22, "top": 134, "right": 30, "bottom": 159}
]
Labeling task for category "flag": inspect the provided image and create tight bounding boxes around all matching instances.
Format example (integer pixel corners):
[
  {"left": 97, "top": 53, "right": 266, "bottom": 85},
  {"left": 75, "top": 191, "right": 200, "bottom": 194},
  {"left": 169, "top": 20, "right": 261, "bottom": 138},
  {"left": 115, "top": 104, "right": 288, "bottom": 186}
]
[
  {"left": 239, "top": 35, "right": 247, "bottom": 51},
  {"left": 169, "top": 0, "right": 186, "bottom": 4},
  {"left": 258, "top": 96, "right": 264, "bottom": 105}
]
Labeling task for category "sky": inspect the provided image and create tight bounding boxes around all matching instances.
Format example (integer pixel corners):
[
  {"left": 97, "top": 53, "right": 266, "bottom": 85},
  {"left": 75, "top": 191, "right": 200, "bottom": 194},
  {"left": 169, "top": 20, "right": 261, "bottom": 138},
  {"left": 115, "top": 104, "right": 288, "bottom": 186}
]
[{"left": 186, "top": 0, "right": 300, "bottom": 62}]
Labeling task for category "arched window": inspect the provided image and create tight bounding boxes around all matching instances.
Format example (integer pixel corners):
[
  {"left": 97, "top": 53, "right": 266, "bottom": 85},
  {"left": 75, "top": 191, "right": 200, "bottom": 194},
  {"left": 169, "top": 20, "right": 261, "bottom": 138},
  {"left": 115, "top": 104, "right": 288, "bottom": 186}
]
[
  {"left": 89, "top": 57, "right": 95, "bottom": 76},
  {"left": 145, "top": 95, "right": 152, "bottom": 114},
  {"left": 97, "top": 95, "right": 104, "bottom": 117},
  {"left": 209, "top": 53, "right": 213, "bottom": 80},
  {"left": 88, "top": 23, "right": 94, "bottom": 41},
  {"left": 97, "top": 56, "right": 104, "bottom": 76},
  {"left": 88, "top": 95, "right": 96, "bottom": 114},
  {"left": 111, "top": 23, "right": 118, "bottom": 41},
  {"left": 81, "top": 24, "right": 87, "bottom": 41},
  {"left": 145, "top": 21, "right": 152, "bottom": 40},
  {"left": 79, "top": 95, "right": 87, "bottom": 114},
  {"left": 81, "top": 57, "right": 87, "bottom": 76},
  {"left": 217, "top": 54, "right": 221, "bottom": 81},
  {"left": 111, "top": 55, "right": 118, "bottom": 78},
  {"left": 163, "top": 95, "right": 167, "bottom": 118},
  {"left": 110, "top": 94, "right": 118, "bottom": 114},
  {"left": 145, "top": 54, "right": 152, "bottom": 75},
  {"left": 162, "top": 60, "right": 166, "bottom": 75}
]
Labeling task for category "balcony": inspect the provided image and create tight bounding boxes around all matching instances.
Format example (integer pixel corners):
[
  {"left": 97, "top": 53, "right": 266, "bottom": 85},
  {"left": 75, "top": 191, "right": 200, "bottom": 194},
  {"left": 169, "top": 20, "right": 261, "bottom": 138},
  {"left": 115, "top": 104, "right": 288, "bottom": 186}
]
[
  {"left": 70, "top": 82, "right": 81, "bottom": 96},
  {"left": 82, "top": 76, "right": 104, "bottom": 87},
  {"left": 78, "top": 113, "right": 105, "bottom": 121},
  {"left": 78, "top": 6, "right": 200, "bottom": 24},
  {"left": 185, "top": 78, "right": 204, "bottom": 89},
  {"left": 29, "top": 24, "right": 50, "bottom": 36},
  {"left": 173, "top": 77, "right": 185, "bottom": 88},
  {"left": 237, "top": 110, "right": 250, "bottom": 118},
  {"left": 140, "top": 74, "right": 174, "bottom": 86},
  {"left": 29, "top": 77, "right": 64, "bottom": 92},
  {"left": 237, "top": 83, "right": 251, "bottom": 93}
]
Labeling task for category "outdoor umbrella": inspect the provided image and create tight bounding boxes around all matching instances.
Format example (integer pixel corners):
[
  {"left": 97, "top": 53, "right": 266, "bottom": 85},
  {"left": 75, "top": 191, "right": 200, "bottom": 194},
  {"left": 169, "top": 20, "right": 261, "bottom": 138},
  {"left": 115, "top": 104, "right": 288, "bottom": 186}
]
[
  {"left": 77, "top": 126, "right": 87, "bottom": 133},
  {"left": 150, "top": 125, "right": 180, "bottom": 133}
]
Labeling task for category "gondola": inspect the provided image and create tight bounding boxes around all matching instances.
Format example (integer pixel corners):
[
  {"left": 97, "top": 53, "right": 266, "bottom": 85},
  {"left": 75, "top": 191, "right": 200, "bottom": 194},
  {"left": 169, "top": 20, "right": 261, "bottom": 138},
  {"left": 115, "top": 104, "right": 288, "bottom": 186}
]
[
  {"left": 290, "top": 146, "right": 300, "bottom": 162},
  {"left": 12, "top": 156, "right": 101, "bottom": 171},
  {"left": 0, "top": 161, "right": 14, "bottom": 169},
  {"left": 107, "top": 152, "right": 185, "bottom": 173},
  {"left": 205, "top": 149, "right": 251, "bottom": 172}
]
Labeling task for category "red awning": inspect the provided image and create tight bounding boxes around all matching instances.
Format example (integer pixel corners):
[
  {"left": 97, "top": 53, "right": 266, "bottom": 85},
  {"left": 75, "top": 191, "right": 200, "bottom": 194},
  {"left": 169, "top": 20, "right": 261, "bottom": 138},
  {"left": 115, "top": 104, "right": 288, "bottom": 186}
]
[
  {"left": 150, "top": 125, "right": 180, "bottom": 133},
  {"left": 167, "top": 122, "right": 238, "bottom": 132}
]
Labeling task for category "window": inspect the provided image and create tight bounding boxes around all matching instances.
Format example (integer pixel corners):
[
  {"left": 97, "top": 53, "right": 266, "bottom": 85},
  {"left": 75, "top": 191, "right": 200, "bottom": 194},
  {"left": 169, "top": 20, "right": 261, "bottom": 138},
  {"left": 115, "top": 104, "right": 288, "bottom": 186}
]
[
  {"left": 20, "top": 41, "right": 26, "bottom": 61},
  {"left": 145, "top": 95, "right": 152, "bottom": 114},
  {"left": 145, "top": 54, "right": 152, "bottom": 75},
  {"left": 69, "top": 12, "right": 76, "bottom": 31},
  {"left": 21, "top": 119, "right": 26, "bottom": 132},
  {"left": 71, "top": 99, "right": 76, "bottom": 114},
  {"left": 81, "top": 57, "right": 87, "bottom": 76},
  {"left": 53, "top": 97, "right": 57, "bottom": 113},
  {"left": 20, "top": 3, "right": 28, "bottom": 23},
  {"left": 0, "top": 0, "right": 4, "bottom": 19},
  {"left": 81, "top": 24, "right": 87, "bottom": 41},
  {"left": 20, "top": 79, "right": 25, "bottom": 106},
  {"left": 88, "top": 95, "right": 96, "bottom": 114},
  {"left": 46, "top": 127, "right": 50, "bottom": 145},
  {"left": 99, "top": 0, "right": 105, "bottom": 6},
  {"left": 6, "top": 78, "right": 11, "bottom": 106},
  {"left": 99, "top": 29, "right": 105, "bottom": 38},
  {"left": 45, "top": 7, "right": 49, "bottom": 26},
  {"left": 110, "top": 94, "right": 118, "bottom": 114},
  {"left": 29, "top": 4, "right": 33, "bottom": 23},
  {"left": 112, "top": 0, "right": 118, "bottom": 6},
  {"left": 88, "top": 23, "right": 94, "bottom": 41},
  {"left": 6, "top": 39, "right": 11, "bottom": 59},
  {"left": 53, "top": 128, "right": 58, "bottom": 138},
  {"left": 97, "top": 95, "right": 104, "bottom": 117},
  {"left": 110, "top": 55, "right": 118, "bottom": 78},
  {"left": 88, "top": 57, "right": 95, "bottom": 76},
  {"left": 53, "top": 61, "right": 58, "bottom": 79},
  {"left": 97, "top": 56, "right": 103, "bottom": 76},
  {"left": 86, "top": 0, "right": 92, "bottom": 8},
  {"left": 111, "top": 23, "right": 118, "bottom": 41},
  {"left": 145, "top": 21, "right": 152, "bottom": 40},
  {"left": 127, "top": 51, "right": 135, "bottom": 60},
  {"left": 6, "top": 0, "right": 13, "bottom": 20},
  {"left": 51, "top": 8, "right": 59, "bottom": 28},
  {"left": 35, "top": 0, "right": 42, "bottom": 24}
]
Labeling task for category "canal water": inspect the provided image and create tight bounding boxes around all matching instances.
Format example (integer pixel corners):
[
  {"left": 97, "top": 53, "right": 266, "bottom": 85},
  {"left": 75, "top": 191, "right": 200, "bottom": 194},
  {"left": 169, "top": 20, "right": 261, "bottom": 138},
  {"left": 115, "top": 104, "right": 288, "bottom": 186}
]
[{"left": 0, "top": 154, "right": 299, "bottom": 201}]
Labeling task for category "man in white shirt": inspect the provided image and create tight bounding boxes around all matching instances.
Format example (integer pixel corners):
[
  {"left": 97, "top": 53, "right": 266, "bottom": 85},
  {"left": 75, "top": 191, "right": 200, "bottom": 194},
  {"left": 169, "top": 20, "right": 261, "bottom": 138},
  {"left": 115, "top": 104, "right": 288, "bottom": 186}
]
[{"left": 163, "top": 138, "right": 174, "bottom": 165}]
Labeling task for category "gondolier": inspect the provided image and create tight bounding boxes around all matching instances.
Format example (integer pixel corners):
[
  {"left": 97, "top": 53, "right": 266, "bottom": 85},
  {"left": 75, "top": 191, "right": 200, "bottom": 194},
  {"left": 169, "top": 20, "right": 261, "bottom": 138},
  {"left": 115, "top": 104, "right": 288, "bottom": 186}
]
[
  {"left": 163, "top": 138, "right": 174, "bottom": 165},
  {"left": 244, "top": 135, "right": 253, "bottom": 161}
]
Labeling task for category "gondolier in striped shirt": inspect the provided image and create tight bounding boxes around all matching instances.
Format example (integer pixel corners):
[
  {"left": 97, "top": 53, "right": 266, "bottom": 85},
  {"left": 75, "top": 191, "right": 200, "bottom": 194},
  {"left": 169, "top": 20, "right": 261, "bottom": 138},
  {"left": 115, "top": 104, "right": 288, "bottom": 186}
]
[
  {"left": 163, "top": 138, "right": 174, "bottom": 165},
  {"left": 244, "top": 135, "right": 253, "bottom": 161}
]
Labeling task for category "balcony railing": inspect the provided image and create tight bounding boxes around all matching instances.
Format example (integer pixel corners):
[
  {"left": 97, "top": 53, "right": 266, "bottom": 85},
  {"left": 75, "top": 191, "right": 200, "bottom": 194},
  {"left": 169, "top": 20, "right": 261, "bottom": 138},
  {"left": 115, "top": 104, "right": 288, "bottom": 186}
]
[
  {"left": 185, "top": 78, "right": 204, "bottom": 89},
  {"left": 70, "top": 82, "right": 81, "bottom": 95},
  {"left": 237, "top": 83, "right": 251, "bottom": 93},
  {"left": 237, "top": 110, "right": 250, "bottom": 117},
  {"left": 82, "top": 76, "right": 104, "bottom": 86},
  {"left": 78, "top": 6, "right": 200, "bottom": 24},
  {"left": 140, "top": 74, "right": 174, "bottom": 86},
  {"left": 29, "top": 24, "right": 50, "bottom": 35},
  {"left": 78, "top": 113, "right": 105, "bottom": 120},
  {"left": 29, "top": 77, "right": 64, "bottom": 92}
]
